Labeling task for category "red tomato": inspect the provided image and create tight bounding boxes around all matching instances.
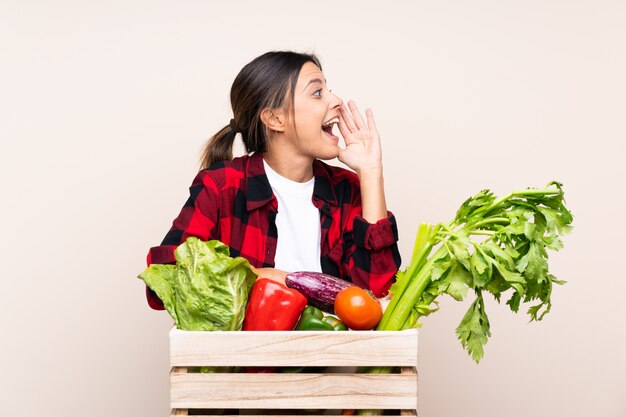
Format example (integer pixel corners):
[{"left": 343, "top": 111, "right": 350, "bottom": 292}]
[{"left": 333, "top": 286, "right": 383, "bottom": 330}]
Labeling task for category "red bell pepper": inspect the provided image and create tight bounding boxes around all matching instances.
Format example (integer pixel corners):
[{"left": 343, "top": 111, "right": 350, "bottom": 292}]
[{"left": 242, "top": 278, "right": 307, "bottom": 331}]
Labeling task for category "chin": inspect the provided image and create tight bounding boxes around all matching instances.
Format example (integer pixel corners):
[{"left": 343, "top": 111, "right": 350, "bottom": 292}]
[{"left": 315, "top": 146, "right": 340, "bottom": 161}]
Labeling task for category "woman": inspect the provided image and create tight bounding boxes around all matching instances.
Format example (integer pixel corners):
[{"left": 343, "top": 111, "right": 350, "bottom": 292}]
[{"left": 145, "top": 51, "right": 401, "bottom": 310}]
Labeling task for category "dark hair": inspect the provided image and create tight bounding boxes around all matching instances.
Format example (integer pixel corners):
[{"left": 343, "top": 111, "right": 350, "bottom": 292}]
[{"left": 200, "top": 51, "right": 322, "bottom": 169}]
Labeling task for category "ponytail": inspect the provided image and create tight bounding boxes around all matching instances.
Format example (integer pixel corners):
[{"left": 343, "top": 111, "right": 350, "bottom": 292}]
[{"left": 199, "top": 124, "right": 238, "bottom": 169}]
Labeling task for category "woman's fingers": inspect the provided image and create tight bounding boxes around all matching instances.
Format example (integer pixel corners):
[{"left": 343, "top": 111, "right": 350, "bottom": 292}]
[
  {"left": 365, "top": 108, "right": 378, "bottom": 135},
  {"left": 337, "top": 112, "right": 352, "bottom": 141},
  {"left": 339, "top": 104, "right": 357, "bottom": 133},
  {"left": 347, "top": 100, "right": 367, "bottom": 130}
]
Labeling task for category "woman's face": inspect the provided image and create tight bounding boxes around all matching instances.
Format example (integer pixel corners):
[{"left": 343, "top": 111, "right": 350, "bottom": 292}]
[{"left": 285, "top": 62, "right": 344, "bottom": 160}]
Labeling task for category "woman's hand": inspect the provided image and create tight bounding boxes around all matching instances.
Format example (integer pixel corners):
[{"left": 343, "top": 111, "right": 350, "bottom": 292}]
[
  {"left": 337, "top": 101, "right": 382, "bottom": 175},
  {"left": 252, "top": 267, "right": 289, "bottom": 285},
  {"left": 337, "top": 100, "right": 388, "bottom": 223}
]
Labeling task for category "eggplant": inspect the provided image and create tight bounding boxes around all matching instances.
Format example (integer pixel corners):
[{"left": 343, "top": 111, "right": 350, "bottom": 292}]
[{"left": 285, "top": 271, "right": 352, "bottom": 313}]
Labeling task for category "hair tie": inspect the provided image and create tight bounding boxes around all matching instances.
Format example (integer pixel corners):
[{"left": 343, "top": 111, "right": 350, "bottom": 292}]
[{"left": 229, "top": 118, "right": 240, "bottom": 133}]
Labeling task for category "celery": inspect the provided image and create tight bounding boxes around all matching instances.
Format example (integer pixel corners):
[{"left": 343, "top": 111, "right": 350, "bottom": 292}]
[{"left": 377, "top": 181, "right": 573, "bottom": 362}]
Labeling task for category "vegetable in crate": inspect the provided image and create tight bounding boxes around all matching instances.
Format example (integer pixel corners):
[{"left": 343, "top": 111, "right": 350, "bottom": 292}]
[
  {"left": 322, "top": 314, "right": 349, "bottom": 331},
  {"left": 285, "top": 271, "right": 353, "bottom": 313},
  {"left": 378, "top": 181, "right": 573, "bottom": 362},
  {"left": 334, "top": 286, "right": 383, "bottom": 330},
  {"left": 243, "top": 278, "right": 307, "bottom": 331},
  {"left": 138, "top": 237, "right": 257, "bottom": 331},
  {"left": 296, "top": 306, "right": 348, "bottom": 331}
]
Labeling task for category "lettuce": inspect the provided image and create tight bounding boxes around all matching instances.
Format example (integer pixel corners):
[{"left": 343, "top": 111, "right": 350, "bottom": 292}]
[{"left": 138, "top": 237, "right": 257, "bottom": 331}]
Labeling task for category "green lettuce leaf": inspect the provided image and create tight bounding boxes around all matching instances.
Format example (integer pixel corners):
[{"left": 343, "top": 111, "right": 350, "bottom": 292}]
[{"left": 138, "top": 237, "right": 257, "bottom": 331}]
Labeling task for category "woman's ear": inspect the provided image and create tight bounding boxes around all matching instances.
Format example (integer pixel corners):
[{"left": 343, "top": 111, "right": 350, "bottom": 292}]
[{"left": 260, "top": 108, "right": 287, "bottom": 133}]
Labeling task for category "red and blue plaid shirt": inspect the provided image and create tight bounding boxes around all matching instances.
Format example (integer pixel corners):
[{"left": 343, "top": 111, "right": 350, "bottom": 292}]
[{"left": 146, "top": 152, "right": 401, "bottom": 309}]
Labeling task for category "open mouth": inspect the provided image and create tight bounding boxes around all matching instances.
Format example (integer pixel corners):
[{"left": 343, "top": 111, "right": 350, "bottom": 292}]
[{"left": 322, "top": 117, "right": 339, "bottom": 140}]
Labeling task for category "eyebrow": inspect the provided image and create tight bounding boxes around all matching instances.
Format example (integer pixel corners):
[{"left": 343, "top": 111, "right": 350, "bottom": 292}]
[{"left": 303, "top": 78, "right": 327, "bottom": 91}]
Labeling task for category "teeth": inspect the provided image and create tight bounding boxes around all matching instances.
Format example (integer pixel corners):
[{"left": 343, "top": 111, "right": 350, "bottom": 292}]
[{"left": 322, "top": 117, "right": 339, "bottom": 128}]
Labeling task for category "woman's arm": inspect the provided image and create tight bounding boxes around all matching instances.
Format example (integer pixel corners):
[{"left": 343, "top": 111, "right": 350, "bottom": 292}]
[
  {"left": 337, "top": 101, "right": 387, "bottom": 223},
  {"left": 335, "top": 102, "right": 401, "bottom": 297}
]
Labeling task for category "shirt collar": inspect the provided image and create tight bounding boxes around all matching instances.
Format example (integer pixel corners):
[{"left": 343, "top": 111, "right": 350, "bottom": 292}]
[{"left": 245, "top": 152, "right": 338, "bottom": 211}]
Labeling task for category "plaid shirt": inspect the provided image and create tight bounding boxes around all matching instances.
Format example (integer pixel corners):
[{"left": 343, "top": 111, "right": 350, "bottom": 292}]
[{"left": 146, "top": 152, "right": 401, "bottom": 309}]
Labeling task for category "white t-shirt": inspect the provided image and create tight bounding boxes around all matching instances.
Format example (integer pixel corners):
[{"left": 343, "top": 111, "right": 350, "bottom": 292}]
[{"left": 263, "top": 159, "right": 322, "bottom": 273}]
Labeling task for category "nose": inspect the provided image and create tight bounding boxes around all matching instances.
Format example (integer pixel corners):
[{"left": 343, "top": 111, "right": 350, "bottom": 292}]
[{"left": 329, "top": 91, "right": 343, "bottom": 109}]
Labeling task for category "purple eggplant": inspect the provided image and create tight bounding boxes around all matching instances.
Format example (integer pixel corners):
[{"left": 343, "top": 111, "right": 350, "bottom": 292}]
[{"left": 285, "top": 271, "right": 352, "bottom": 313}]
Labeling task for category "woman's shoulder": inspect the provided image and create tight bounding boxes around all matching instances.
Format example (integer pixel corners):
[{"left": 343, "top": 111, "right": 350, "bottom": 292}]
[{"left": 197, "top": 155, "right": 250, "bottom": 189}]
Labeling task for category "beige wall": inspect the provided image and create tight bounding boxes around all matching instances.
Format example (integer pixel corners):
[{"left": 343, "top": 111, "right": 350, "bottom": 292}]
[{"left": 1, "top": 1, "right": 624, "bottom": 416}]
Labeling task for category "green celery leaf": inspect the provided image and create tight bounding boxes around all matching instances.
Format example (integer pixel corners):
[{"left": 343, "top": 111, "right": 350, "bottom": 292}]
[
  {"left": 436, "top": 261, "right": 471, "bottom": 301},
  {"left": 455, "top": 190, "right": 494, "bottom": 223},
  {"left": 493, "top": 262, "right": 526, "bottom": 296},
  {"left": 506, "top": 292, "right": 521, "bottom": 313},
  {"left": 448, "top": 238, "right": 472, "bottom": 270},
  {"left": 483, "top": 241, "right": 516, "bottom": 271},
  {"left": 538, "top": 207, "right": 563, "bottom": 234},
  {"left": 499, "top": 220, "right": 526, "bottom": 237},
  {"left": 542, "top": 233, "right": 565, "bottom": 251},
  {"left": 528, "top": 301, "right": 551, "bottom": 321},
  {"left": 484, "top": 268, "right": 510, "bottom": 300},
  {"left": 470, "top": 249, "right": 492, "bottom": 288},
  {"left": 388, "top": 268, "right": 408, "bottom": 298},
  {"left": 559, "top": 201, "right": 574, "bottom": 225},
  {"left": 524, "top": 275, "right": 557, "bottom": 321},
  {"left": 413, "top": 290, "right": 440, "bottom": 323},
  {"left": 516, "top": 242, "right": 548, "bottom": 282},
  {"left": 549, "top": 274, "right": 567, "bottom": 286},
  {"left": 456, "top": 293, "right": 491, "bottom": 363},
  {"left": 502, "top": 243, "right": 521, "bottom": 260},
  {"left": 524, "top": 222, "right": 537, "bottom": 241},
  {"left": 523, "top": 278, "right": 542, "bottom": 303},
  {"left": 415, "top": 301, "right": 440, "bottom": 317},
  {"left": 470, "top": 190, "right": 495, "bottom": 206},
  {"left": 430, "top": 256, "right": 451, "bottom": 283}
]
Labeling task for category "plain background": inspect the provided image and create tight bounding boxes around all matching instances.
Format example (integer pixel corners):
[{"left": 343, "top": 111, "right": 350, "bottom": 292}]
[{"left": 1, "top": 1, "right": 625, "bottom": 416}]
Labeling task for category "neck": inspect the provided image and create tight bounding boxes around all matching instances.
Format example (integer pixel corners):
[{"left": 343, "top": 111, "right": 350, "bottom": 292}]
[{"left": 263, "top": 149, "right": 314, "bottom": 183}]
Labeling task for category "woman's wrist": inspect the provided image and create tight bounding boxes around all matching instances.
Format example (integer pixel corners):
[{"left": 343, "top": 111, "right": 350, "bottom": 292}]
[
  {"left": 356, "top": 165, "right": 383, "bottom": 180},
  {"left": 358, "top": 167, "right": 388, "bottom": 223}
]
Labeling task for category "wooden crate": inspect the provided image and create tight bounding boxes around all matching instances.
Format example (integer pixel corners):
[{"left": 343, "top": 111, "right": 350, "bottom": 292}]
[{"left": 169, "top": 328, "right": 418, "bottom": 416}]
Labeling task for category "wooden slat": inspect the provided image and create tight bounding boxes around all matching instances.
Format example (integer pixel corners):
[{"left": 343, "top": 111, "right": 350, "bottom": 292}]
[
  {"left": 170, "top": 329, "right": 418, "bottom": 367},
  {"left": 172, "top": 414, "right": 413, "bottom": 417},
  {"left": 170, "top": 372, "right": 418, "bottom": 410}
]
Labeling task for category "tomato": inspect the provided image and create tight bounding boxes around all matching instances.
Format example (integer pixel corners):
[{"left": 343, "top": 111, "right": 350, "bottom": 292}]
[{"left": 333, "top": 286, "right": 383, "bottom": 330}]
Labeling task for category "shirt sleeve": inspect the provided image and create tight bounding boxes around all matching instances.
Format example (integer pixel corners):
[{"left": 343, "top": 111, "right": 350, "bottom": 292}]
[
  {"left": 144, "top": 170, "right": 221, "bottom": 310},
  {"left": 341, "top": 179, "right": 402, "bottom": 298}
]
